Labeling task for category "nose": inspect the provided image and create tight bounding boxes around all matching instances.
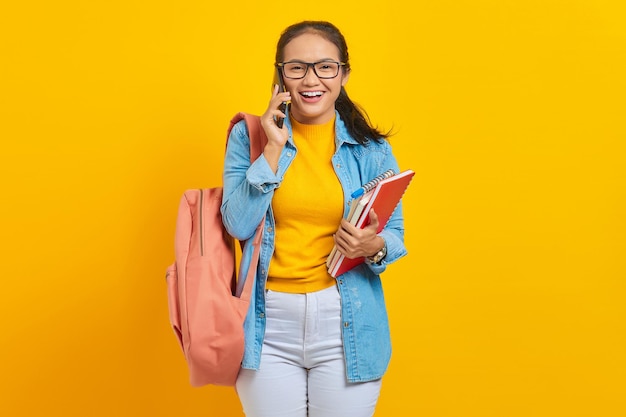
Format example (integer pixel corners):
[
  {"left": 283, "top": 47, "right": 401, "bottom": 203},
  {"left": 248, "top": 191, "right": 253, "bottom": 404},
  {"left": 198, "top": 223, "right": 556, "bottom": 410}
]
[{"left": 302, "top": 64, "right": 320, "bottom": 85}]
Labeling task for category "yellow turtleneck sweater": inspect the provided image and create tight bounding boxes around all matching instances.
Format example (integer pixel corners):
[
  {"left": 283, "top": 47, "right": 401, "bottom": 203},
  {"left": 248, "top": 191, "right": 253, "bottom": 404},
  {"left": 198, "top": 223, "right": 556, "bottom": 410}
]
[{"left": 267, "top": 116, "right": 344, "bottom": 293}]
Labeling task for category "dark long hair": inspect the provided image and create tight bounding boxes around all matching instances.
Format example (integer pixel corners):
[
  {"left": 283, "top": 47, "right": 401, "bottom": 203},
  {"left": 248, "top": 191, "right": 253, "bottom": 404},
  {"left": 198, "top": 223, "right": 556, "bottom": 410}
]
[{"left": 275, "top": 21, "right": 391, "bottom": 145}]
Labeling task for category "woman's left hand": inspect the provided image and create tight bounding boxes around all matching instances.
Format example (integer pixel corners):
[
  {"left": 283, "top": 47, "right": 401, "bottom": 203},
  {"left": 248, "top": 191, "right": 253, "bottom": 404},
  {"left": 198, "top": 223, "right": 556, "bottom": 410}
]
[{"left": 333, "top": 210, "right": 385, "bottom": 259}]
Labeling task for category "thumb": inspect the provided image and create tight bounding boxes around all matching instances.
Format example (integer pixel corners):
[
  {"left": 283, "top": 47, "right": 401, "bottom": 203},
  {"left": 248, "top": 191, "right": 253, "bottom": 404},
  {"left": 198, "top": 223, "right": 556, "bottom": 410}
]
[{"left": 368, "top": 209, "right": 380, "bottom": 230}]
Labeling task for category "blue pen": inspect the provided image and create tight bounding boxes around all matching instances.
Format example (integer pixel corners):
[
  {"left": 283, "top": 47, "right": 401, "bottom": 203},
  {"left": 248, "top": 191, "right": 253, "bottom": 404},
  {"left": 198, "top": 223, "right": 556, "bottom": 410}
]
[{"left": 350, "top": 169, "right": 396, "bottom": 199}]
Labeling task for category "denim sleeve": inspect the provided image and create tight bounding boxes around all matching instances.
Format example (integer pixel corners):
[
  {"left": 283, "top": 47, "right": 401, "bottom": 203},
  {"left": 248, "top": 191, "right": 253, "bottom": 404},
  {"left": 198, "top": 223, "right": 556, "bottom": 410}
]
[
  {"left": 221, "top": 120, "right": 279, "bottom": 240},
  {"left": 365, "top": 144, "right": 408, "bottom": 274}
]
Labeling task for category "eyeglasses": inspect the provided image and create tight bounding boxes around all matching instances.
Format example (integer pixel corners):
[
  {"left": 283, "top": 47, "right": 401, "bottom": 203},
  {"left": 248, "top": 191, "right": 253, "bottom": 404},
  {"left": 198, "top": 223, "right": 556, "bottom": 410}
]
[{"left": 276, "top": 60, "right": 346, "bottom": 79}]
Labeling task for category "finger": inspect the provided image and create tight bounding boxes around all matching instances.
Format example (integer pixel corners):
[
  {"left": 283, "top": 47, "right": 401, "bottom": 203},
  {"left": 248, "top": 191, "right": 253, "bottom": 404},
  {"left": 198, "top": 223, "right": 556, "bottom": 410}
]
[
  {"left": 268, "top": 86, "right": 289, "bottom": 105},
  {"left": 340, "top": 218, "right": 358, "bottom": 236},
  {"left": 334, "top": 231, "right": 354, "bottom": 252},
  {"left": 367, "top": 209, "right": 380, "bottom": 230}
]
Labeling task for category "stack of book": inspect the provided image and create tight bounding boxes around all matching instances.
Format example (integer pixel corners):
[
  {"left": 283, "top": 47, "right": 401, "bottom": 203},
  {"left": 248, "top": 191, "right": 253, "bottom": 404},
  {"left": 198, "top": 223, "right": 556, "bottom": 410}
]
[{"left": 326, "top": 169, "right": 415, "bottom": 277}]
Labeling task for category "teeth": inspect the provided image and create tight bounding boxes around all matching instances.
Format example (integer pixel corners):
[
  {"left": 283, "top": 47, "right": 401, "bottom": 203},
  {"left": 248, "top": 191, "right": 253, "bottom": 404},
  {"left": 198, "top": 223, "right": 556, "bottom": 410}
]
[{"left": 301, "top": 91, "right": 323, "bottom": 97}]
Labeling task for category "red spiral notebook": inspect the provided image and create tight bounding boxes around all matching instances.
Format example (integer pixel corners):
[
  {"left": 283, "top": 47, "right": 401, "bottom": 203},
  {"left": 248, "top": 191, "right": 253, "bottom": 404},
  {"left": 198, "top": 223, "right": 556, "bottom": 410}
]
[{"left": 327, "top": 169, "right": 415, "bottom": 277}]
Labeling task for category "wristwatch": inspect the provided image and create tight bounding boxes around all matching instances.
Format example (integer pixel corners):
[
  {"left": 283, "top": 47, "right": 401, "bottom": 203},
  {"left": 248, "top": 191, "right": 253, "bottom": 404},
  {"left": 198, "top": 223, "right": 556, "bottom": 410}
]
[{"left": 366, "top": 244, "right": 387, "bottom": 265}]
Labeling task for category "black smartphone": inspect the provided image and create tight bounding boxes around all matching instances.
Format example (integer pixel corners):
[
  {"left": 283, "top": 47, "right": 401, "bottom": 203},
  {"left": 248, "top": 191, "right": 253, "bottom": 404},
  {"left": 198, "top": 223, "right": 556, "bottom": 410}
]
[{"left": 273, "top": 67, "right": 288, "bottom": 128}]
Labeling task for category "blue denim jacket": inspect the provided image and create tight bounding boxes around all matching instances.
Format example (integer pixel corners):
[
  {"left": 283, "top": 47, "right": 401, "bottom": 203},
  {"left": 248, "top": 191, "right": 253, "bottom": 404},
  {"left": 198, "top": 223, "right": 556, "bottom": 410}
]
[{"left": 221, "top": 112, "right": 407, "bottom": 382}]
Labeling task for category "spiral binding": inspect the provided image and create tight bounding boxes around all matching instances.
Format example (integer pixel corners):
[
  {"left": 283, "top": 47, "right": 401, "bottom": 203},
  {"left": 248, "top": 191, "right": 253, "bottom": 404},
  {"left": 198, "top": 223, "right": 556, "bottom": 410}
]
[{"left": 352, "top": 169, "right": 396, "bottom": 198}]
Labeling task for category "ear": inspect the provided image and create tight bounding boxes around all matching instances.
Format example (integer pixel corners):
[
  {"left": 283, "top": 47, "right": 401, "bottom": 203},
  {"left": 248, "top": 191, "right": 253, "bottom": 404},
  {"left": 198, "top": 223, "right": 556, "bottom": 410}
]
[{"left": 341, "top": 69, "right": 350, "bottom": 87}]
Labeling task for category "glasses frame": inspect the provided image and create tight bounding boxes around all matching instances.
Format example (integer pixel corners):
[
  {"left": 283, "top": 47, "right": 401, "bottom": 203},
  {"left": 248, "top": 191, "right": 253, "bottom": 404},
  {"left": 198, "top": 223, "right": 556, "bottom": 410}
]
[{"left": 276, "top": 60, "right": 347, "bottom": 80}]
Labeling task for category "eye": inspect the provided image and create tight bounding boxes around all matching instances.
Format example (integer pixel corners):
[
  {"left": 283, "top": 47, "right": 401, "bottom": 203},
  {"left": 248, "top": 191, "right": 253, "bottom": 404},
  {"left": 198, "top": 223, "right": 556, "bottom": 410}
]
[
  {"left": 287, "top": 63, "right": 305, "bottom": 72},
  {"left": 316, "top": 62, "right": 338, "bottom": 73}
]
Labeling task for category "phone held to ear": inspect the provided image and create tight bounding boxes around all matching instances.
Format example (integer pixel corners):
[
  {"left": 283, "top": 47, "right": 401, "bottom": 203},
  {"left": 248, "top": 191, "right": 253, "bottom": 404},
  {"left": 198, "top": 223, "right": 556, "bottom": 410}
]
[{"left": 273, "top": 67, "right": 287, "bottom": 128}]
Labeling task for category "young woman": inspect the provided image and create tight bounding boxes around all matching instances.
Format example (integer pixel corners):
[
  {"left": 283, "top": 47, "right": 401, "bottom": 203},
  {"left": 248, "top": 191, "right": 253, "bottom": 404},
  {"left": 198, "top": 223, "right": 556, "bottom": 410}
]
[{"left": 221, "top": 20, "right": 407, "bottom": 417}]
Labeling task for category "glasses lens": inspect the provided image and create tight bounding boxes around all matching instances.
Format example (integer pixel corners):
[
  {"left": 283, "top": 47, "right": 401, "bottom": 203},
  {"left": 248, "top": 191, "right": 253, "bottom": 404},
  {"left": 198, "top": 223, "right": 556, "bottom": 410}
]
[
  {"left": 314, "top": 61, "right": 339, "bottom": 78},
  {"left": 283, "top": 62, "right": 307, "bottom": 79}
]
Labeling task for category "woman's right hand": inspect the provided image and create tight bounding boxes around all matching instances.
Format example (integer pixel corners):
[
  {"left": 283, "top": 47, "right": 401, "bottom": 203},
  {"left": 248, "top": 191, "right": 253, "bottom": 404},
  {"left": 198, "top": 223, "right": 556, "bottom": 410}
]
[{"left": 261, "top": 85, "right": 290, "bottom": 172}]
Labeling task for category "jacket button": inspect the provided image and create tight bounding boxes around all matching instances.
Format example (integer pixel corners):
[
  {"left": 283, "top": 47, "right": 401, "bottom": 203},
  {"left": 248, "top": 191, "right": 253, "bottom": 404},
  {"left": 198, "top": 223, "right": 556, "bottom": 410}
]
[
  {"left": 344, "top": 322, "right": 350, "bottom": 328},
  {"left": 259, "top": 313, "right": 265, "bottom": 318}
]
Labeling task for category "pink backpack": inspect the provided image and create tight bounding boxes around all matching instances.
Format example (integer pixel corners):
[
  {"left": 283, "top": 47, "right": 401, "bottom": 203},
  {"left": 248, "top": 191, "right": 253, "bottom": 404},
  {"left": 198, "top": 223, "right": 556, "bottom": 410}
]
[{"left": 165, "top": 113, "right": 267, "bottom": 387}]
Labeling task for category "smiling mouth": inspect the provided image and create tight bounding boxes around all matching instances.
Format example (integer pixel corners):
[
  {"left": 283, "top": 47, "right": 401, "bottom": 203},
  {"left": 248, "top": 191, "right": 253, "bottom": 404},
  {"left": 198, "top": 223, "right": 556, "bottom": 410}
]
[{"left": 300, "top": 91, "right": 324, "bottom": 98}]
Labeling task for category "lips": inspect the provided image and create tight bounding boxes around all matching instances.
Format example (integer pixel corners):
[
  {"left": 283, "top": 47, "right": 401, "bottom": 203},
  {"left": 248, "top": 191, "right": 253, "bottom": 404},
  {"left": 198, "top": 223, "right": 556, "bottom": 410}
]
[
  {"left": 299, "top": 91, "right": 324, "bottom": 102},
  {"left": 300, "top": 91, "right": 323, "bottom": 97}
]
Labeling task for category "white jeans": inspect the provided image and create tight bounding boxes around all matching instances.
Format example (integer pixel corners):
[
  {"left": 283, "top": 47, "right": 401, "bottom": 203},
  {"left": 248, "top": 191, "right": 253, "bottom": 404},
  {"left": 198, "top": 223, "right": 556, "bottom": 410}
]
[{"left": 236, "top": 285, "right": 382, "bottom": 417}]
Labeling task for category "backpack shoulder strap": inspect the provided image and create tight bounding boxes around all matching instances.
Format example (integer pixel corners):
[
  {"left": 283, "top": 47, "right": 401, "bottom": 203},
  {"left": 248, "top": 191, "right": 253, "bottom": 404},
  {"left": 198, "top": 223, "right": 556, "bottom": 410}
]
[
  {"left": 227, "top": 112, "right": 268, "bottom": 161},
  {"left": 226, "top": 112, "right": 267, "bottom": 302}
]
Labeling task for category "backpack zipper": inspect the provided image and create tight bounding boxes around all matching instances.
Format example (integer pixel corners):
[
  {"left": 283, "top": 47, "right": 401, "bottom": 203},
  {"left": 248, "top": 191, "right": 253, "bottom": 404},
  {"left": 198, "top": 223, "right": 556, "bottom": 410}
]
[{"left": 199, "top": 189, "right": 204, "bottom": 256}]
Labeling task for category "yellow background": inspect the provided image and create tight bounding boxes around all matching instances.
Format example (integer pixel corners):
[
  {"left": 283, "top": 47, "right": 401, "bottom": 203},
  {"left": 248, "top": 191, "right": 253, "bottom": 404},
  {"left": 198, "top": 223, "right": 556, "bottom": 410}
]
[{"left": 1, "top": 1, "right": 624, "bottom": 416}]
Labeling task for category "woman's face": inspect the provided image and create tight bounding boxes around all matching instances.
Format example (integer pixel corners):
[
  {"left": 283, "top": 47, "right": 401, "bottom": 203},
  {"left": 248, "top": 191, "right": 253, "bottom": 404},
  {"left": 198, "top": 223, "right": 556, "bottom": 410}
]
[{"left": 281, "top": 33, "right": 349, "bottom": 125}]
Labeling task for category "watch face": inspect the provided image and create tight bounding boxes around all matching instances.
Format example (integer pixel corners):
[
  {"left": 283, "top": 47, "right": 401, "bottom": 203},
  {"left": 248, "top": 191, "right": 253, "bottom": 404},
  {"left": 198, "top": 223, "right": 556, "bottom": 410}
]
[
  {"left": 369, "top": 246, "right": 387, "bottom": 264},
  {"left": 366, "top": 243, "right": 387, "bottom": 264}
]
